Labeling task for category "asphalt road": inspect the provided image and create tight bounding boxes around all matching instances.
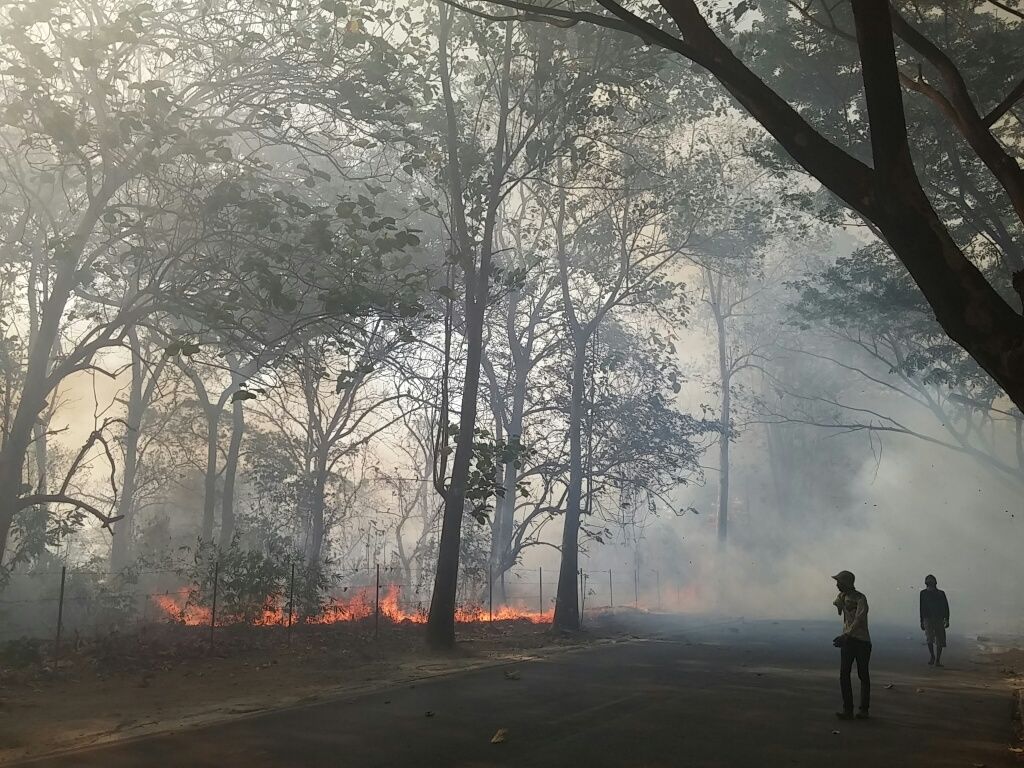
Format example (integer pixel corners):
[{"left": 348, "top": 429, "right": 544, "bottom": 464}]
[{"left": 21, "top": 616, "right": 1019, "bottom": 768}]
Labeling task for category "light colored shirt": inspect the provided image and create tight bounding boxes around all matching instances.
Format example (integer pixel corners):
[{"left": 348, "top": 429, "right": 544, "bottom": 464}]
[{"left": 834, "top": 590, "right": 871, "bottom": 642}]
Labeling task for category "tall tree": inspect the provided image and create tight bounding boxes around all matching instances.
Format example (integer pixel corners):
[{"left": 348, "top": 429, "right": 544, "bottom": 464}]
[
  {"left": 423, "top": 9, "right": 624, "bottom": 645},
  {"left": 0, "top": 0, "right": 426, "bottom": 572},
  {"left": 109, "top": 328, "right": 168, "bottom": 571},
  {"left": 259, "top": 325, "right": 411, "bottom": 569},
  {"left": 547, "top": 162, "right": 692, "bottom": 630},
  {"left": 470, "top": 0, "right": 1024, "bottom": 414},
  {"left": 481, "top": 226, "right": 563, "bottom": 602},
  {"left": 669, "top": 126, "right": 790, "bottom": 544},
  {"left": 425, "top": 5, "right": 514, "bottom": 648}
]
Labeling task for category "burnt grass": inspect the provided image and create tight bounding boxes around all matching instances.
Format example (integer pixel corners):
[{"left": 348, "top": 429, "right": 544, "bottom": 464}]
[
  {"left": 0, "top": 615, "right": 607, "bottom": 685},
  {"left": 0, "top": 614, "right": 630, "bottom": 761}
]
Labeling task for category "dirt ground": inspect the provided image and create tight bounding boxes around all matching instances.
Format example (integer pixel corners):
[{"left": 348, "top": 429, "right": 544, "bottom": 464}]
[
  {"left": 4, "top": 616, "right": 1021, "bottom": 766},
  {"left": 980, "top": 647, "right": 1024, "bottom": 739},
  {"left": 8, "top": 617, "right": 1024, "bottom": 768},
  {"left": 0, "top": 617, "right": 617, "bottom": 764}
]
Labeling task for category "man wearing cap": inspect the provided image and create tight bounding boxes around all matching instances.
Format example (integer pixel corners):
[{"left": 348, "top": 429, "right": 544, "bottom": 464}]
[
  {"left": 832, "top": 570, "right": 871, "bottom": 720},
  {"left": 920, "top": 574, "right": 950, "bottom": 667}
]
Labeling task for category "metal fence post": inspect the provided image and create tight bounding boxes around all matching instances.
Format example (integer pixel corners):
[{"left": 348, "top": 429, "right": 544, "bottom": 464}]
[
  {"left": 54, "top": 565, "right": 66, "bottom": 659},
  {"left": 374, "top": 563, "right": 380, "bottom": 639},
  {"left": 538, "top": 566, "right": 543, "bottom": 617},
  {"left": 634, "top": 567, "right": 639, "bottom": 608},
  {"left": 609, "top": 569, "right": 614, "bottom": 608},
  {"left": 209, "top": 559, "right": 219, "bottom": 651},
  {"left": 287, "top": 562, "right": 296, "bottom": 647}
]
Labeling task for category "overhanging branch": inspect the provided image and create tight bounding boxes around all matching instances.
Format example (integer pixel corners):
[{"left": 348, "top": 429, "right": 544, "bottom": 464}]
[{"left": 16, "top": 494, "right": 123, "bottom": 530}]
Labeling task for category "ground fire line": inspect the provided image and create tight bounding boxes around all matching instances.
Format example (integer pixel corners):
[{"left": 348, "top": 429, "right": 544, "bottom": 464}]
[{"left": 153, "top": 585, "right": 551, "bottom": 626}]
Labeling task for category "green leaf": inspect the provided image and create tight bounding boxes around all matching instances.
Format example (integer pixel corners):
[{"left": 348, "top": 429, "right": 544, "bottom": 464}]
[{"left": 436, "top": 285, "right": 458, "bottom": 301}]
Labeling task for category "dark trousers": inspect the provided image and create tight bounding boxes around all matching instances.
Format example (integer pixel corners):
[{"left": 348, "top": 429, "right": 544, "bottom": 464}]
[{"left": 840, "top": 638, "right": 872, "bottom": 712}]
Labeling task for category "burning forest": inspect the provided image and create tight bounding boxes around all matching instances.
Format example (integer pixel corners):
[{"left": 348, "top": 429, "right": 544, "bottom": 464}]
[
  {"left": 1, "top": 0, "right": 1023, "bottom": 764},
  {"left": 152, "top": 585, "right": 551, "bottom": 628}
]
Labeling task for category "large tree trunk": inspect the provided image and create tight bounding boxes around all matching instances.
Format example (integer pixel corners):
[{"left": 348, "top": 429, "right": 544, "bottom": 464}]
[
  {"left": 490, "top": 374, "right": 526, "bottom": 600},
  {"left": 111, "top": 332, "right": 145, "bottom": 571},
  {"left": 425, "top": 295, "right": 487, "bottom": 648},
  {"left": 552, "top": 340, "right": 588, "bottom": 631},
  {"left": 32, "top": 424, "right": 47, "bottom": 497},
  {"left": 110, "top": 389, "right": 142, "bottom": 571},
  {"left": 653, "top": 0, "right": 1024, "bottom": 411},
  {"left": 200, "top": 408, "right": 219, "bottom": 543},
  {"left": 110, "top": 433, "right": 138, "bottom": 572},
  {"left": 487, "top": 399, "right": 508, "bottom": 605},
  {"left": 425, "top": 11, "right": 512, "bottom": 649},
  {"left": 305, "top": 454, "right": 329, "bottom": 569},
  {"left": 0, "top": 193, "right": 116, "bottom": 567},
  {"left": 26, "top": 259, "right": 47, "bottom": 500},
  {"left": 0, "top": 262, "right": 76, "bottom": 566},
  {"left": 492, "top": 447, "right": 517, "bottom": 593},
  {"left": 0, "top": 386, "right": 54, "bottom": 566},
  {"left": 111, "top": 335, "right": 167, "bottom": 571},
  {"left": 219, "top": 392, "right": 245, "bottom": 548},
  {"left": 0, "top": 442, "right": 27, "bottom": 567}
]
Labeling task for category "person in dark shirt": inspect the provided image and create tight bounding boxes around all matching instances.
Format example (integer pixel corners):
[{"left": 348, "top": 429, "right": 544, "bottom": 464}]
[{"left": 920, "top": 574, "right": 950, "bottom": 667}]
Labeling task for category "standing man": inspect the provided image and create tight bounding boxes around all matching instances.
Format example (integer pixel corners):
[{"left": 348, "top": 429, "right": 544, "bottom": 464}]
[
  {"left": 920, "top": 574, "right": 950, "bottom": 667},
  {"left": 832, "top": 570, "right": 871, "bottom": 720}
]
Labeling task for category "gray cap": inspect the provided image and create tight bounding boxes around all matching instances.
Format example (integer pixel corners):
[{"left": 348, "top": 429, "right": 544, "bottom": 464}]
[{"left": 832, "top": 570, "right": 855, "bottom": 585}]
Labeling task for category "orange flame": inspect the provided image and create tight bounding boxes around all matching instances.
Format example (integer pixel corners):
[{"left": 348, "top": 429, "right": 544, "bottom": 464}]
[
  {"left": 154, "top": 592, "right": 212, "bottom": 625},
  {"left": 152, "top": 585, "right": 551, "bottom": 627}
]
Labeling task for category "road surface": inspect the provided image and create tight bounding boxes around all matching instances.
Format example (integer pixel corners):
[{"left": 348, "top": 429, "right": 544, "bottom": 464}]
[{"left": 18, "top": 617, "right": 1019, "bottom": 767}]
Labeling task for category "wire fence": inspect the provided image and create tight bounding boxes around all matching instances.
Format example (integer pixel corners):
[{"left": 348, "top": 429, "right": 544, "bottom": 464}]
[{"left": 0, "top": 563, "right": 681, "bottom": 651}]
